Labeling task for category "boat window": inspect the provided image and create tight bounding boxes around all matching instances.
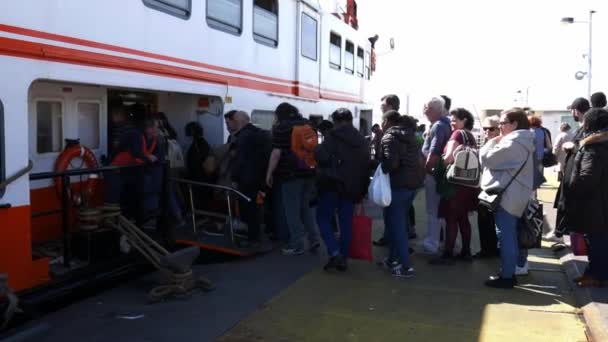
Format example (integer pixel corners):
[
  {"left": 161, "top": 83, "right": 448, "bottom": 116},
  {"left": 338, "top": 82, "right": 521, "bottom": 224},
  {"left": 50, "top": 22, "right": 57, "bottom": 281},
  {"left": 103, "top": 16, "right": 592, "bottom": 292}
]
[
  {"left": 77, "top": 102, "right": 101, "bottom": 150},
  {"left": 0, "top": 99, "right": 4, "bottom": 197},
  {"left": 301, "top": 13, "right": 317, "bottom": 61},
  {"left": 329, "top": 32, "right": 342, "bottom": 70},
  {"left": 251, "top": 110, "right": 274, "bottom": 130},
  {"left": 345, "top": 41, "right": 355, "bottom": 75},
  {"left": 253, "top": 0, "right": 279, "bottom": 47},
  {"left": 365, "top": 51, "right": 371, "bottom": 80},
  {"left": 207, "top": 0, "right": 243, "bottom": 35},
  {"left": 36, "top": 100, "right": 64, "bottom": 154},
  {"left": 356, "top": 47, "right": 364, "bottom": 77},
  {"left": 143, "top": 0, "right": 191, "bottom": 19}
]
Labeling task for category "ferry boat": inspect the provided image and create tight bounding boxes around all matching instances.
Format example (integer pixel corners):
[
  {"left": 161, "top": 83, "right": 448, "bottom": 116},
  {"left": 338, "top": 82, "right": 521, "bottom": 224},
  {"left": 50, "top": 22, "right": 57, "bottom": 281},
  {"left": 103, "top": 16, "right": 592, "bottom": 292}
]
[{"left": 0, "top": 0, "right": 378, "bottom": 320}]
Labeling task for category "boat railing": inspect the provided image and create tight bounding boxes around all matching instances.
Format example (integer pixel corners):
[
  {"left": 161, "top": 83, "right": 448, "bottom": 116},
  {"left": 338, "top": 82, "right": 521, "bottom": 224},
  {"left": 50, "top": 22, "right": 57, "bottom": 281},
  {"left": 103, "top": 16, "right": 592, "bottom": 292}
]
[
  {"left": 170, "top": 177, "right": 251, "bottom": 244},
  {"left": 29, "top": 162, "right": 171, "bottom": 268}
]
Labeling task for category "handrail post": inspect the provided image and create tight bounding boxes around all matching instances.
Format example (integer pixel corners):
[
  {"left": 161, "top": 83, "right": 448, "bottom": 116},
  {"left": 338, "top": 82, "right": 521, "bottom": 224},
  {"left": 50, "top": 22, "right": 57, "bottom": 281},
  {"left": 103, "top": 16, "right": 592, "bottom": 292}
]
[
  {"left": 226, "top": 192, "right": 235, "bottom": 244},
  {"left": 61, "top": 174, "right": 71, "bottom": 268},
  {"left": 188, "top": 184, "right": 196, "bottom": 233}
]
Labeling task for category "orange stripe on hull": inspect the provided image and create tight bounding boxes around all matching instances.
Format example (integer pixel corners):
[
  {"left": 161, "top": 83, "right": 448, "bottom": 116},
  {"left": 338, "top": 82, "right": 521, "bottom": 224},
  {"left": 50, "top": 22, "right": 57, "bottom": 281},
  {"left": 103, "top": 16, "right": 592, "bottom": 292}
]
[{"left": 0, "top": 28, "right": 363, "bottom": 102}]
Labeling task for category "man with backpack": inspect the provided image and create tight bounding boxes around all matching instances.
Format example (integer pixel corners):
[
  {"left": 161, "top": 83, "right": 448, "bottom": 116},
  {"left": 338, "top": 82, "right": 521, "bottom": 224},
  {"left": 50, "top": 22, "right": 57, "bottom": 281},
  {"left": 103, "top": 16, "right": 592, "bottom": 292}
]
[
  {"left": 265, "top": 102, "right": 321, "bottom": 255},
  {"left": 315, "top": 108, "right": 371, "bottom": 271},
  {"left": 227, "top": 111, "right": 272, "bottom": 248}
]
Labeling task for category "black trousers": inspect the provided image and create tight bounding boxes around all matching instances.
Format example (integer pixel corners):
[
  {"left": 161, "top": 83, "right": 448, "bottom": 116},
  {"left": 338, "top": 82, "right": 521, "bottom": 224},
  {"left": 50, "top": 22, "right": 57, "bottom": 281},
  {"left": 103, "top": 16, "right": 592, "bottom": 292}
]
[
  {"left": 239, "top": 187, "right": 261, "bottom": 241},
  {"left": 477, "top": 204, "right": 498, "bottom": 254}
]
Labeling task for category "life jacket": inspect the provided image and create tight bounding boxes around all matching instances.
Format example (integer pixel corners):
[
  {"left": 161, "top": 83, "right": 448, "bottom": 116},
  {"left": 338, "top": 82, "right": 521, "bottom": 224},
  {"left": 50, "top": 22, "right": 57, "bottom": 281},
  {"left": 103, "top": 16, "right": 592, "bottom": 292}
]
[{"left": 111, "top": 135, "right": 157, "bottom": 166}]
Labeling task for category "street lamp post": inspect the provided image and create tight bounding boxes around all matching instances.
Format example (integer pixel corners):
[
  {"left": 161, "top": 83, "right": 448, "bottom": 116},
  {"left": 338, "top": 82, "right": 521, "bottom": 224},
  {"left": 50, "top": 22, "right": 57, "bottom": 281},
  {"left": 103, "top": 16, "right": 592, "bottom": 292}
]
[{"left": 561, "top": 10, "right": 596, "bottom": 98}]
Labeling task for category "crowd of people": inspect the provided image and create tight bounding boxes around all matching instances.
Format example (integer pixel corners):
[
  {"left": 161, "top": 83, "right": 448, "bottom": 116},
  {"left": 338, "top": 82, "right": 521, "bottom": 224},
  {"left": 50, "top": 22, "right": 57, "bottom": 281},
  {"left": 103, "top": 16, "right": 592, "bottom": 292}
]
[{"left": 103, "top": 90, "right": 608, "bottom": 290}]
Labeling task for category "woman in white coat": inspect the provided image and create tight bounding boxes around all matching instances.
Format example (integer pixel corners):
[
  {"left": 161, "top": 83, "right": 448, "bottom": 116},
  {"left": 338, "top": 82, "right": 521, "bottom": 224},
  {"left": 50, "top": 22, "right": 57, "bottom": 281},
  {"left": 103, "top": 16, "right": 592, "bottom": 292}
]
[{"left": 480, "top": 108, "right": 535, "bottom": 288}]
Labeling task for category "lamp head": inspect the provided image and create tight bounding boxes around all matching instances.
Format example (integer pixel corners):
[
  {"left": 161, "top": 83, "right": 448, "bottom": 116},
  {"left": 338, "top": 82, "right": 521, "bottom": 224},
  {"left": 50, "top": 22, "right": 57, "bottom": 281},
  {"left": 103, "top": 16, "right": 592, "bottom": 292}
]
[
  {"left": 575, "top": 71, "right": 588, "bottom": 80},
  {"left": 561, "top": 17, "right": 575, "bottom": 24}
]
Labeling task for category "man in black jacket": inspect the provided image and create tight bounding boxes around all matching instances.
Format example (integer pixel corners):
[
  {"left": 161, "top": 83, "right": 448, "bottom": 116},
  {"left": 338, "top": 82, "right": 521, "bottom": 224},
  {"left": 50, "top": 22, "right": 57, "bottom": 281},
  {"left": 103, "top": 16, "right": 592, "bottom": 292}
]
[
  {"left": 227, "top": 111, "right": 272, "bottom": 247},
  {"left": 315, "top": 108, "right": 370, "bottom": 271}
]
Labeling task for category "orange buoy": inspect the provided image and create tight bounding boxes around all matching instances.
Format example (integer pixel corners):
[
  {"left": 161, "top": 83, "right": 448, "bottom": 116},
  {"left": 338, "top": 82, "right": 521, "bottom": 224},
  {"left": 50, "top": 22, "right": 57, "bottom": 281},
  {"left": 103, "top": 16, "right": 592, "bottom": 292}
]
[{"left": 54, "top": 143, "right": 99, "bottom": 205}]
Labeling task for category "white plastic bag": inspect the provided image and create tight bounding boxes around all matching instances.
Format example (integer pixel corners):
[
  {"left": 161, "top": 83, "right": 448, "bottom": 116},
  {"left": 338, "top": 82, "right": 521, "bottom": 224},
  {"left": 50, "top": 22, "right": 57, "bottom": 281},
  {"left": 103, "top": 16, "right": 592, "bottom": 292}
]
[
  {"left": 167, "top": 139, "right": 185, "bottom": 169},
  {"left": 368, "top": 164, "right": 392, "bottom": 207}
]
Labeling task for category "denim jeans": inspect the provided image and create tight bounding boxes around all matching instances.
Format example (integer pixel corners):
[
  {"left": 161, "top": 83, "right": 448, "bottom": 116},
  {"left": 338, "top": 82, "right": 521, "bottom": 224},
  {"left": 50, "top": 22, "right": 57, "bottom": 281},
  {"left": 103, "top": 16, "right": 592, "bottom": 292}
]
[
  {"left": 384, "top": 188, "right": 417, "bottom": 268},
  {"left": 423, "top": 175, "right": 441, "bottom": 253},
  {"left": 316, "top": 192, "right": 354, "bottom": 258},
  {"left": 282, "top": 177, "right": 320, "bottom": 250},
  {"left": 494, "top": 207, "right": 520, "bottom": 278},
  {"left": 272, "top": 180, "right": 289, "bottom": 241}
]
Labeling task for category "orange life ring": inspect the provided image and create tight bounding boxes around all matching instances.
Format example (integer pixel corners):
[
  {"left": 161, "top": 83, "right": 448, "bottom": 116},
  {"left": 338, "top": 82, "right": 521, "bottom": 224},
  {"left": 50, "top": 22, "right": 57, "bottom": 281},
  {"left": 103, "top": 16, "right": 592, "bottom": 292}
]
[{"left": 54, "top": 144, "right": 100, "bottom": 205}]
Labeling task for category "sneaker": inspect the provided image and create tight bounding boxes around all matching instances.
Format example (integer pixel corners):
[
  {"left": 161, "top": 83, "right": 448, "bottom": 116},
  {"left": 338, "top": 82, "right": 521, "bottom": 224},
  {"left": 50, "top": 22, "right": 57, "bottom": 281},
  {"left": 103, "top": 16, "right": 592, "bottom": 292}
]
[
  {"left": 484, "top": 275, "right": 517, "bottom": 289},
  {"left": 309, "top": 241, "right": 321, "bottom": 252},
  {"left": 376, "top": 257, "right": 393, "bottom": 269},
  {"left": 515, "top": 263, "right": 529, "bottom": 276},
  {"left": 391, "top": 264, "right": 415, "bottom": 278},
  {"left": 373, "top": 237, "right": 388, "bottom": 247},
  {"left": 543, "top": 232, "right": 564, "bottom": 243},
  {"left": 281, "top": 247, "right": 304, "bottom": 256}
]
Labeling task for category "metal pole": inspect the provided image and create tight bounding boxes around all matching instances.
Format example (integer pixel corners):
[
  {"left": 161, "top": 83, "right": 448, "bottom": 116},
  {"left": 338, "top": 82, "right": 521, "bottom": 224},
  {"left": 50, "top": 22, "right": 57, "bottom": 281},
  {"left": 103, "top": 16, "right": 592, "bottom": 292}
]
[
  {"left": 61, "top": 175, "right": 71, "bottom": 268},
  {"left": 226, "top": 192, "right": 235, "bottom": 244},
  {"left": 188, "top": 184, "right": 196, "bottom": 233},
  {"left": 588, "top": 10, "right": 595, "bottom": 98}
]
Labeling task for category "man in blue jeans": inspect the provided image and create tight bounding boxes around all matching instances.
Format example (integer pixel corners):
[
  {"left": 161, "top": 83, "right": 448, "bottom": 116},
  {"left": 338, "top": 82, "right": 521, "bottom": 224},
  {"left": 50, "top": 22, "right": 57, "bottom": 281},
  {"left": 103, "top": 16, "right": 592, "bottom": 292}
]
[
  {"left": 315, "top": 108, "right": 370, "bottom": 271},
  {"left": 265, "top": 103, "right": 321, "bottom": 255}
]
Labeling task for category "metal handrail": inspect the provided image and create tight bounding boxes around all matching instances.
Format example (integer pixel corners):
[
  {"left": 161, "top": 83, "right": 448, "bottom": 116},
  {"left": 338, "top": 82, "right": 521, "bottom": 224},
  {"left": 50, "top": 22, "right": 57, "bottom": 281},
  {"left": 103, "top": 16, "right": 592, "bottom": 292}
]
[
  {"left": 171, "top": 178, "right": 251, "bottom": 202},
  {"left": 171, "top": 177, "right": 252, "bottom": 244},
  {"left": 0, "top": 160, "right": 33, "bottom": 190},
  {"left": 29, "top": 163, "right": 156, "bottom": 180}
]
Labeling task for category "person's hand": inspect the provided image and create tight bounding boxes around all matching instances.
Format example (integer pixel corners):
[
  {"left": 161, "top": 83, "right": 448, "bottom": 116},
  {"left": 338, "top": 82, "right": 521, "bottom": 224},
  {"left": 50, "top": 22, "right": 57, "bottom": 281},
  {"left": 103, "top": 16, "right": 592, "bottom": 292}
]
[
  {"left": 266, "top": 174, "right": 274, "bottom": 188},
  {"left": 563, "top": 142, "right": 575, "bottom": 152},
  {"left": 147, "top": 155, "right": 158, "bottom": 163}
]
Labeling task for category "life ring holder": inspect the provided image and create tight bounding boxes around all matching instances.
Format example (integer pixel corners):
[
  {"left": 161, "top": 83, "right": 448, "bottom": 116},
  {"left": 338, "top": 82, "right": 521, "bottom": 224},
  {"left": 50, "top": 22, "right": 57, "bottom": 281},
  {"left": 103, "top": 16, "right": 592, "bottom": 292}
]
[{"left": 54, "top": 139, "right": 100, "bottom": 206}]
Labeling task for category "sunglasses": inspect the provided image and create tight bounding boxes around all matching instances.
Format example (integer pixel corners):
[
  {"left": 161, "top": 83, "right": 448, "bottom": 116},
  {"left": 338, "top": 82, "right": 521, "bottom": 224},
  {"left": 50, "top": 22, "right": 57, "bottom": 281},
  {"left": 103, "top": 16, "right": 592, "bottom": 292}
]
[{"left": 483, "top": 127, "right": 497, "bottom": 132}]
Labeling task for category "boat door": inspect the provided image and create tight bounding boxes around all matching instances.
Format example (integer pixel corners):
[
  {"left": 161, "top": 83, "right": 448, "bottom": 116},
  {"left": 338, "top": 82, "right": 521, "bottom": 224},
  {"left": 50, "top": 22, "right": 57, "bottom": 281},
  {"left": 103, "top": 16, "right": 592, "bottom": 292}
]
[{"left": 296, "top": 1, "right": 321, "bottom": 101}]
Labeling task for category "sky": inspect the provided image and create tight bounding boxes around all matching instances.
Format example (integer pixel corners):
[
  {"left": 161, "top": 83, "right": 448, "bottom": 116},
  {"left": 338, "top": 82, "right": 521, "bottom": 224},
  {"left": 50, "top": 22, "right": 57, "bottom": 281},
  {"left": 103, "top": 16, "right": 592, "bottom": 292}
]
[{"left": 324, "top": 0, "right": 608, "bottom": 120}]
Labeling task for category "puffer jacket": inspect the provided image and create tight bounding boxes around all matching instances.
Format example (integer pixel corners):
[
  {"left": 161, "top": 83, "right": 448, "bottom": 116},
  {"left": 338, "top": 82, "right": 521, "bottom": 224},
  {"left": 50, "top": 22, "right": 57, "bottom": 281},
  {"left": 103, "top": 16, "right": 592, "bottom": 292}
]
[
  {"left": 562, "top": 131, "right": 608, "bottom": 234},
  {"left": 315, "top": 124, "right": 371, "bottom": 201},
  {"left": 379, "top": 125, "right": 425, "bottom": 190},
  {"left": 480, "top": 129, "right": 535, "bottom": 217}
]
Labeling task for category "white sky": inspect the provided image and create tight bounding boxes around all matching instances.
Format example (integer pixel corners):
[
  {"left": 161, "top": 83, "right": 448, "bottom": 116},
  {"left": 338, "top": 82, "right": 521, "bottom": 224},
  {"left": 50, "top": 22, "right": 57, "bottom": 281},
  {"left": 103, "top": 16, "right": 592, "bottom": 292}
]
[{"left": 325, "top": 0, "right": 608, "bottom": 120}]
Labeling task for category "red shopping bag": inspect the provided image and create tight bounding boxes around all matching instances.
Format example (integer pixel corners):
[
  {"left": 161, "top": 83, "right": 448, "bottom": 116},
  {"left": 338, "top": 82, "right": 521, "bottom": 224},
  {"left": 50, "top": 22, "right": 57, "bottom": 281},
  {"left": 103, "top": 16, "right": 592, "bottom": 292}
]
[
  {"left": 570, "top": 232, "right": 588, "bottom": 256},
  {"left": 349, "top": 205, "right": 373, "bottom": 261}
]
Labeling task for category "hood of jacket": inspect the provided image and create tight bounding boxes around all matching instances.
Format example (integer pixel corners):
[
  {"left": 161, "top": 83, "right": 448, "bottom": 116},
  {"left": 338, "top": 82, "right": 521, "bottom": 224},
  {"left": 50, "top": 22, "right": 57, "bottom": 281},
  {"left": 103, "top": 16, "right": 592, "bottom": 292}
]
[
  {"left": 504, "top": 129, "right": 536, "bottom": 154},
  {"left": 580, "top": 131, "right": 608, "bottom": 147},
  {"left": 330, "top": 125, "right": 367, "bottom": 148}
]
